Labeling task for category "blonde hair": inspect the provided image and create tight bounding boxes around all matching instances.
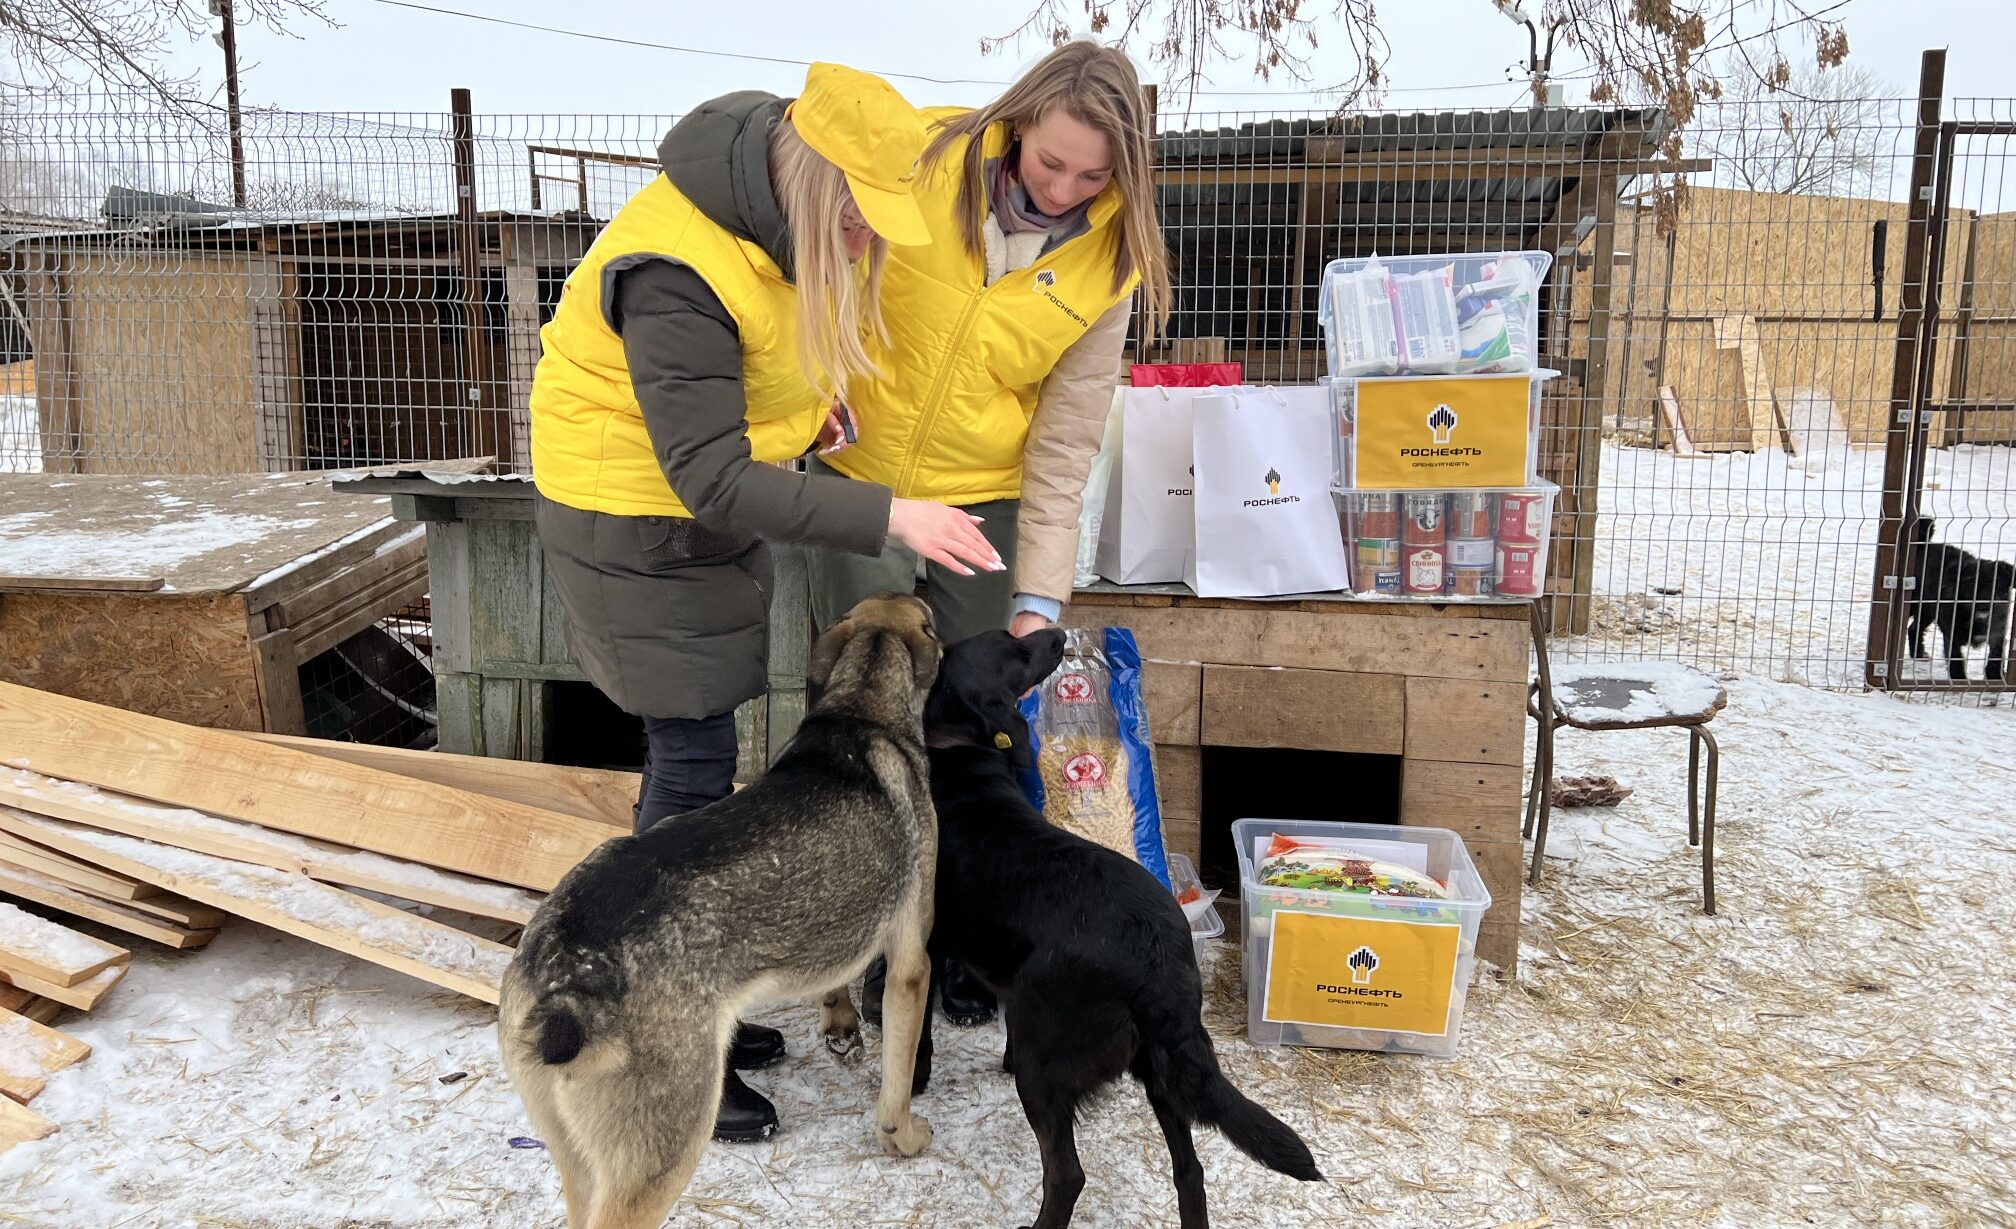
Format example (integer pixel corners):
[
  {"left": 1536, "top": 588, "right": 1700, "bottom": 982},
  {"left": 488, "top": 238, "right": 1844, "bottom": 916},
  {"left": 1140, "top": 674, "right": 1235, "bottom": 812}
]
[
  {"left": 769, "top": 119, "right": 889, "bottom": 399},
  {"left": 922, "top": 42, "right": 1170, "bottom": 341}
]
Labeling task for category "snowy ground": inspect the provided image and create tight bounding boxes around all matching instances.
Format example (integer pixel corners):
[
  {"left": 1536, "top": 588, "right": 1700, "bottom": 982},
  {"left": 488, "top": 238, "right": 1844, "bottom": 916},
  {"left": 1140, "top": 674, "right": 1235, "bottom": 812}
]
[
  {"left": 5, "top": 678, "right": 2013, "bottom": 1229},
  {"left": 1584, "top": 439, "right": 2016, "bottom": 689}
]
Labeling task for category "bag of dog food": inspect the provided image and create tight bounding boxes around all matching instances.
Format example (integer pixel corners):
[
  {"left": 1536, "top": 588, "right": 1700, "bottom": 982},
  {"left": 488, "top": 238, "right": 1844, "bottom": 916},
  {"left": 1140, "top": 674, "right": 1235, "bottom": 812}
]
[{"left": 1018, "top": 627, "right": 1172, "bottom": 890}]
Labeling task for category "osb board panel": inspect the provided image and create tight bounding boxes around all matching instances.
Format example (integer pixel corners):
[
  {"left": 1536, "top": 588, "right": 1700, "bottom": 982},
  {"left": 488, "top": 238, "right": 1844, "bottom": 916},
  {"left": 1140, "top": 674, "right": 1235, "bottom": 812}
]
[
  {"left": 1664, "top": 188, "right": 1972, "bottom": 321},
  {"left": 64, "top": 255, "right": 263, "bottom": 476},
  {"left": 1658, "top": 320, "right": 1949, "bottom": 450},
  {"left": 0, "top": 593, "right": 264, "bottom": 729},
  {"left": 1963, "top": 211, "right": 2016, "bottom": 315},
  {"left": 0, "top": 473, "right": 402, "bottom": 593},
  {"left": 1060, "top": 605, "right": 1528, "bottom": 683},
  {"left": 1200, "top": 666, "right": 1404, "bottom": 755},
  {"left": 1404, "top": 677, "right": 1528, "bottom": 767},
  {"left": 1955, "top": 321, "right": 2016, "bottom": 442}
]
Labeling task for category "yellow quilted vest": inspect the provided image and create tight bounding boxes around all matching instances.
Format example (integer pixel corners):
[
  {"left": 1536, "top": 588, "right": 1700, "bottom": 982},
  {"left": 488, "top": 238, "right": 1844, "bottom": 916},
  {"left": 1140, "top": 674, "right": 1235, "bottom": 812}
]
[
  {"left": 829, "top": 113, "right": 1139, "bottom": 505},
  {"left": 529, "top": 175, "right": 828, "bottom": 517}
]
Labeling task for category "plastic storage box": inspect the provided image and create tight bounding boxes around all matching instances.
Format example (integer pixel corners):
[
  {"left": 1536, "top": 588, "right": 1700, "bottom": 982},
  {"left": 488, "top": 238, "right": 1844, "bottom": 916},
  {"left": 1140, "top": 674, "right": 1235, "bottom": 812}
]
[
  {"left": 1167, "top": 852, "right": 1225, "bottom": 961},
  {"left": 1331, "top": 370, "right": 1549, "bottom": 491},
  {"left": 1235, "top": 819, "right": 1492, "bottom": 1057},
  {"left": 1333, "top": 480, "right": 1558, "bottom": 600},
  {"left": 1320, "top": 250, "right": 1553, "bottom": 378}
]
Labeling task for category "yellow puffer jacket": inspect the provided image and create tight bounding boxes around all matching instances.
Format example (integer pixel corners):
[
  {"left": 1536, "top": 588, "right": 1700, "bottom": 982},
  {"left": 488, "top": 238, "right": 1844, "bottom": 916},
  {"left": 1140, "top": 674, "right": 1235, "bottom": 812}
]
[
  {"left": 828, "top": 113, "right": 1139, "bottom": 505},
  {"left": 529, "top": 175, "right": 829, "bottom": 517}
]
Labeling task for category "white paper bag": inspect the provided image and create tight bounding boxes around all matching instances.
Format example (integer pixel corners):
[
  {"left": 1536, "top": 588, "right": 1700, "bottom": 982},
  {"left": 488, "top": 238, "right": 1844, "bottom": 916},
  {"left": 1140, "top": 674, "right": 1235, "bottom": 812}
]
[
  {"left": 1095, "top": 385, "right": 1213, "bottom": 585},
  {"left": 1073, "top": 387, "right": 1126, "bottom": 589},
  {"left": 1187, "top": 386, "right": 1352, "bottom": 598}
]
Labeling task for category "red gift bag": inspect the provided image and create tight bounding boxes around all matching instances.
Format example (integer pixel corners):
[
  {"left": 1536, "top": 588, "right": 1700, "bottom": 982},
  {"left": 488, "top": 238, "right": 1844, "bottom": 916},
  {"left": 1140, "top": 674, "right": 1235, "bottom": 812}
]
[{"left": 1129, "top": 362, "right": 1243, "bottom": 388}]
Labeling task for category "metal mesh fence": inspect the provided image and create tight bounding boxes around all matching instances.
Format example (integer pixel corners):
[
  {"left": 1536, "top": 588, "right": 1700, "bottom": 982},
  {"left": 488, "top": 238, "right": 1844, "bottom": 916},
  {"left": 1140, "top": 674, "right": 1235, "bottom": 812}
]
[{"left": 2, "top": 85, "right": 2011, "bottom": 698}]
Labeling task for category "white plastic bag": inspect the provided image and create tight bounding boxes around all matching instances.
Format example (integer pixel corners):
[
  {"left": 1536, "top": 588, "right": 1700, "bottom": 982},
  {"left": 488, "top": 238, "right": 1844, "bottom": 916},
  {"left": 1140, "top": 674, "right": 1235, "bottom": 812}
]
[
  {"left": 1187, "top": 386, "right": 1353, "bottom": 598},
  {"left": 1073, "top": 387, "right": 1126, "bottom": 590}
]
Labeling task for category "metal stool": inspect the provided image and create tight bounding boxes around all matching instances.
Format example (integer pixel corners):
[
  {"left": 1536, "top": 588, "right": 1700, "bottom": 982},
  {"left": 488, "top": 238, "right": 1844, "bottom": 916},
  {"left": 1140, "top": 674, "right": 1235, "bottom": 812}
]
[{"left": 1524, "top": 605, "right": 1727, "bottom": 914}]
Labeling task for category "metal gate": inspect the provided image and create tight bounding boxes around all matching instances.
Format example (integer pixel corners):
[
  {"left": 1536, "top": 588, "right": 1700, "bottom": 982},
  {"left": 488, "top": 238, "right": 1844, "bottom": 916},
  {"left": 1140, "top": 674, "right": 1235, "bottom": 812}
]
[{"left": 1867, "top": 49, "right": 2016, "bottom": 695}]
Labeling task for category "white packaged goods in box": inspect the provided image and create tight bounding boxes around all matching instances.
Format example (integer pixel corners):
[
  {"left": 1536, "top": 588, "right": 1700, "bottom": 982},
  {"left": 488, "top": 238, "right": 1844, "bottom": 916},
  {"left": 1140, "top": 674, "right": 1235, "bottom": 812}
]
[
  {"left": 1320, "top": 251, "right": 1553, "bottom": 377},
  {"left": 1234, "top": 819, "right": 1491, "bottom": 1057},
  {"left": 1334, "top": 480, "right": 1559, "bottom": 600},
  {"left": 1331, "top": 371, "right": 1549, "bottom": 491}
]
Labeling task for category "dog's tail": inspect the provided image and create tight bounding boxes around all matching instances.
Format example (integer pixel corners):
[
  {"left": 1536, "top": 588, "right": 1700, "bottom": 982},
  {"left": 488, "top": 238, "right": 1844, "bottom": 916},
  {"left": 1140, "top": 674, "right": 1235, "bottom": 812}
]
[
  {"left": 1139, "top": 1003, "right": 1323, "bottom": 1181},
  {"left": 507, "top": 939, "right": 630, "bottom": 1073}
]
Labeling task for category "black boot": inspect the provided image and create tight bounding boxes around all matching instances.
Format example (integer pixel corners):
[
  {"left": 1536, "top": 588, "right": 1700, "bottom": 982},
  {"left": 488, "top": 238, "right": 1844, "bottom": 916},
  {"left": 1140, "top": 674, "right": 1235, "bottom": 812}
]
[
  {"left": 713, "top": 1069, "right": 778, "bottom": 1143},
  {"left": 727, "top": 1020, "right": 786, "bottom": 1071},
  {"left": 861, "top": 955, "right": 887, "bottom": 1028},
  {"left": 937, "top": 955, "right": 996, "bottom": 1026}
]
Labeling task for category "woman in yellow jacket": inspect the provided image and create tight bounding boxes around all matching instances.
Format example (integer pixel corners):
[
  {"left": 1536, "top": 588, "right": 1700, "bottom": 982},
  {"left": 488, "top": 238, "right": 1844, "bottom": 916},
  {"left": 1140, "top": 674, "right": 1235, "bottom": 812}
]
[
  {"left": 527, "top": 63, "right": 999, "bottom": 1143},
  {"left": 810, "top": 43, "right": 1171, "bottom": 1024}
]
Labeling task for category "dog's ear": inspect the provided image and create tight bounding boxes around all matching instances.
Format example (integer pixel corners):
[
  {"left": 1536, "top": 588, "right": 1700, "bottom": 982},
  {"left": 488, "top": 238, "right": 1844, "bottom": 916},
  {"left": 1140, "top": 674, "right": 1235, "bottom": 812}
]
[
  {"left": 808, "top": 617, "right": 854, "bottom": 688},
  {"left": 988, "top": 631, "right": 1064, "bottom": 770},
  {"left": 904, "top": 604, "right": 942, "bottom": 690}
]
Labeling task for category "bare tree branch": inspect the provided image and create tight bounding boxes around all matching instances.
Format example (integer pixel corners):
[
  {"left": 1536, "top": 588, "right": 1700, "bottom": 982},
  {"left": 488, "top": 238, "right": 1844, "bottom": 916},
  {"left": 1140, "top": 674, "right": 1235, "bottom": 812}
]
[{"left": 1695, "top": 58, "right": 1892, "bottom": 197}]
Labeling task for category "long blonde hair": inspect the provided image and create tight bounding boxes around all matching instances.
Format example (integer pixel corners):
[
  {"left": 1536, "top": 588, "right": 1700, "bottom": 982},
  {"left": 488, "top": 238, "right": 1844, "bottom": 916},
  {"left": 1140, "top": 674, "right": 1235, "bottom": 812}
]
[
  {"left": 770, "top": 119, "right": 889, "bottom": 399},
  {"left": 922, "top": 42, "right": 1170, "bottom": 340}
]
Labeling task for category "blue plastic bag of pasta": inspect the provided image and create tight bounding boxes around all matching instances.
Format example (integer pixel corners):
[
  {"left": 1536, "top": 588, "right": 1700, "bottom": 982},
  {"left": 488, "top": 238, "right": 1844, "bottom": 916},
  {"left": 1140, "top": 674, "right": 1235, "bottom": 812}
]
[{"left": 1017, "top": 626, "right": 1172, "bottom": 890}]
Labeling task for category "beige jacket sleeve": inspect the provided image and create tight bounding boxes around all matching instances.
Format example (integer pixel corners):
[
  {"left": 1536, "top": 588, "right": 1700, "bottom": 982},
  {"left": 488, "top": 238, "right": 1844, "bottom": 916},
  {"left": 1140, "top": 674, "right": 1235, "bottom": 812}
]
[{"left": 1014, "top": 299, "right": 1132, "bottom": 603}]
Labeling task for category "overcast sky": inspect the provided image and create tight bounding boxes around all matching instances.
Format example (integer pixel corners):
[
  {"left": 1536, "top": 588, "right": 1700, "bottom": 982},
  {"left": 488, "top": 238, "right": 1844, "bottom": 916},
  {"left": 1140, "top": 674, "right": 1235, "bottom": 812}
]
[{"left": 159, "top": 0, "right": 2007, "bottom": 120}]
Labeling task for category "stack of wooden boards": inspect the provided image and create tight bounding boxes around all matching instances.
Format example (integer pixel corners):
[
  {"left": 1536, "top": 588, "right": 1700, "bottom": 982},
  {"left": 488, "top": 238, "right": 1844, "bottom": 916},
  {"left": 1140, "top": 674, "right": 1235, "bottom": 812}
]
[{"left": 0, "top": 679, "right": 642, "bottom": 1154}]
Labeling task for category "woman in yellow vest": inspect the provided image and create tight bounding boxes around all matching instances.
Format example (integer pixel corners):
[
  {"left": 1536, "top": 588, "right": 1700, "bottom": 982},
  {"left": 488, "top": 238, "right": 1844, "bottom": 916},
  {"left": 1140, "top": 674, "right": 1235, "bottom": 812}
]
[
  {"left": 812, "top": 43, "right": 1171, "bottom": 1025},
  {"left": 527, "top": 63, "right": 999, "bottom": 1142}
]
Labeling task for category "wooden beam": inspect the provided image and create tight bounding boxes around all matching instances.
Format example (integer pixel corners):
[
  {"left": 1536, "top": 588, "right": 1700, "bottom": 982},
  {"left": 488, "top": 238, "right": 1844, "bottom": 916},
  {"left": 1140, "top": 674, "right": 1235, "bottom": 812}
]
[
  {"left": 0, "top": 809, "right": 510, "bottom": 1004},
  {"left": 0, "top": 899, "right": 128, "bottom": 988},
  {"left": 0, "top": 863, "right": 219, "bottom": 950},
  {"left": 0, "top": 831, "right": 161, "bottom": 901},
  {"left": 0, "top": 576, "right": 164, "bottom": 594},
  {"left": 0, "top": 774, "right": 544, "bottom": 926},
  {"left": 232, "top": 734, "right": 636, "bottom": 831},
  {"left": 1200, "top": 666, "right": 1405, "bottom": 755},
  {"left": 0, "top": 963, "right": 125, "bottom": 1012},
  {"left": 0, "top": 1005, "right": 90, "bottom": 1104},
  {"left": 0, "top": 1091, "right": 56, "bottom": 1153},
  {"left": 0, "top": 680, "right": 612, "bottom": 892},
  {"left": 1154, "top": 156, "right": 1709, "bottom": 188}
]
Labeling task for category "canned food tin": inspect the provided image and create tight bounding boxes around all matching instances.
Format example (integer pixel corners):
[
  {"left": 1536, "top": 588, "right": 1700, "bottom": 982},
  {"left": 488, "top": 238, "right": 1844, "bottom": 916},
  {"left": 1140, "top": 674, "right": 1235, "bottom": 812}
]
[
  {"left": 1446, "top": 536, "right": 1495, "bottom": 568},
  {"left": 1349, "top": 492, "right": 1401, "bottom": 540},
  {"left": 1402, "top": 494, "right": 1446, "bottom": 546},
  {"left": 1402, "top": 544, "right": 1446, "bottom": 595},
  {"left": 1496, "top": 541, "right": 1543, "bottom": 597},
  {"left": 1450, "top": 564, "right": 1495, "bottom": 597},
  {"left": 1447, "top": 492, "right": 1495, "bottom": 540},
  {"left": 1498, "top": 492, "right": 1548, "bottom": 543}
]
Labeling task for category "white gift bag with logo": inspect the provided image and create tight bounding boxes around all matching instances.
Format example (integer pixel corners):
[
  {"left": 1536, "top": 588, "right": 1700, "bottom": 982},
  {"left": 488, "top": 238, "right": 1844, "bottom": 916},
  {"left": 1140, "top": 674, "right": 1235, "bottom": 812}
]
[
  {"left": 1187, "top": 385, "right": 1352, "bottom": 598},
  {"left": 1095, "top": 386, "right": 1212, "bottom": 585}
]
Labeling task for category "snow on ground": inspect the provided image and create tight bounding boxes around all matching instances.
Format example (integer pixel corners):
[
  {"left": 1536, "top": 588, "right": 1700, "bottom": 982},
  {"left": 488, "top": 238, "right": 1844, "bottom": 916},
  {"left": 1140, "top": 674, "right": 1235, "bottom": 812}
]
[
  {"left": 1584, "top": 440, "right": 2016, "bottom": 689},
  {"left": 5, "top": 678, "right": 2013, "bottom": 1229},
  {"left": 1, "top": 395, "right": 39, "bottom": 475}
]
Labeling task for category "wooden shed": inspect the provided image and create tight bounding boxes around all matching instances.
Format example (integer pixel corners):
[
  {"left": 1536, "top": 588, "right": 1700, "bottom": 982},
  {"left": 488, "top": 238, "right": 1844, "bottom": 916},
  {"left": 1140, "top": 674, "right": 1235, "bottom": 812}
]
[{"left": 0, "top": 197, "right": 599, "bottom": 477}]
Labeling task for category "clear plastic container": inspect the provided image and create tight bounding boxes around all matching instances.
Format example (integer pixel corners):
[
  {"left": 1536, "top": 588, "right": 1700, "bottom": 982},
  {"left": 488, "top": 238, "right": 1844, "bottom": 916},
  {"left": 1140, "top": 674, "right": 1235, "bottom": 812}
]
[
  {"left": 1167, "top": 852, "right": 1225, "bottom": 962},
  {"left": 1333, "top": 479, "right": 1558, "bottom": 601},
  {"left": 1234, "top": 819, "right": 1492, "bottom": 1057},
  {"left": 1331, "top": 370, "right": 1550, "bottom": 492},
  {"left": 1320, "top": 251, "right": 1554, "bottom": 378}
]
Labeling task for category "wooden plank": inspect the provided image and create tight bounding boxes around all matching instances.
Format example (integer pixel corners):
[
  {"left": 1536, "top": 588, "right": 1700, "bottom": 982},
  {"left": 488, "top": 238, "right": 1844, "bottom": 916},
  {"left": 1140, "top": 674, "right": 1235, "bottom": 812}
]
[
  {"left": 1142, "top": 662, "right": 1202, "bottom": 745},
  {"left": 0, "top": 963, "right": 125, "bottom": 1012},
  {"left": 0, "top": 899, "right": 128, "bottom": 988},
  {"left": 1399, "top": 760, "right": 1524, "bottom": 842},
  {"left": 0, "top": 1005, "right": 91, "bottom": 1104},
  {"left": 236, "top": 733, "right": 637, "bottom": 830},
  {"left": 1715, "top": 315, "right": 1783, "bottom": 451},
  {"left": 0, "top": 1092, "right": 56, "bottom": 1152},
  {"left": 0, "top": 829, "right": 162, "bottom": 901},
  {"left": 1059, "top": 605, "right": 1527, "bottom": 683},
  {"left": 0, "top": 988, "right": 62, "bottom": 1026},
  {"left": 0, "top": 774, "right": 546, "bottom": 927},
  {"left": 1201, "top": 666, "right": 1405, "bottom": 755},
  {"left": 1153, "top": 744, "right": 1200, "bottom": 821},
  {"left": 0, "top": 810, "right": 510, "bottom": 1004},
  {"left": 0, "top": 680, "right": 612, "bottom": 892},
  {"left": 102, "top": 890, "right": 229, "bottom": 931},
  {"left": 1404, "top": 677, "right": 1528, "bottom": 767},
  {"left": 1161, "top": 816, "right": 1201, "bottom": 865},
  {"left": 1658, "top": 386, "right": 1699, "bottom": 456},
  {"left": 0, "top": 863, "right": 219, "bottom": 950},
  {"left": 0, "top": 576, "right": 164, "bottom": 594}
]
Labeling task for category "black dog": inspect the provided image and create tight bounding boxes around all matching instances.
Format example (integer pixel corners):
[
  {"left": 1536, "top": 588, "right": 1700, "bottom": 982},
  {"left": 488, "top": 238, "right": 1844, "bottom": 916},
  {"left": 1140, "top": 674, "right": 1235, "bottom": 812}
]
[
  {"left": 915, "top": 628, "right": 1322, "bottom": 1229},
  {"left": 1906, "top": 517, "right": 2014, "bottom": 681}
]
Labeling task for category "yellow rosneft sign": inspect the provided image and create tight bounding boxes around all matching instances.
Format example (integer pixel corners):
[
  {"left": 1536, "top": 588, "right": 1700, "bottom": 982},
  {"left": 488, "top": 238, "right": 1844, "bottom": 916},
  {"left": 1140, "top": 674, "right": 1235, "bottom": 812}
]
[
  {"left": 1262, "top": 910, "right": 1461, "bottom": 1037},
  {"left": 1354, "top": 376, "right": 1530, "bottom": 488}
]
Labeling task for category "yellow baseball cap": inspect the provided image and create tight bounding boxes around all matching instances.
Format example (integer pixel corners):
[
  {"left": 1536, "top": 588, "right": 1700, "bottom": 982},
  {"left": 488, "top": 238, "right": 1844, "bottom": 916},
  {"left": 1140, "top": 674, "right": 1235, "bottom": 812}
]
[{"left": 785, "top": 63, "right": 931, "bottom": 247}]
